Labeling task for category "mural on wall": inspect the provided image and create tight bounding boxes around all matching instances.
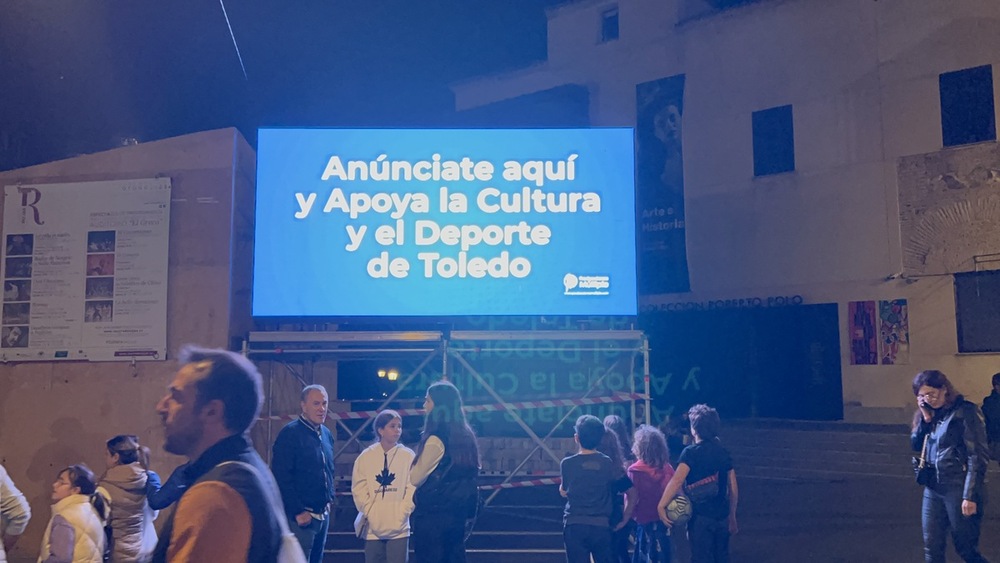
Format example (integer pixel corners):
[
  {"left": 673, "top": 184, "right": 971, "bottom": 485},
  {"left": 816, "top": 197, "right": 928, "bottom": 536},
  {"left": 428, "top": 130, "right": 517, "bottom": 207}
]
[
  {"left": 848, "top": 300, "right": 878, "bottom": 365},
  {"left": 878, "top": 299, "right": 909, "bottom": 365},
  {"left": 897, "top": 143, "right": 1000, "bottom": 275},
  {"left": 636, "top": 74, "right": 689, "bottom": 294}
]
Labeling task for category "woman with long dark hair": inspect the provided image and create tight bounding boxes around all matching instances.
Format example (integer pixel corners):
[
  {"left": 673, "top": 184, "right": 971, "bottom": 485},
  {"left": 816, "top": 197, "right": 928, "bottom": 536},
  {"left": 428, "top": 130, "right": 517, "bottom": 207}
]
[
  {"left": 911, "top": 370, "right": 990, "bottom": 563},
  {"left": 597, "top": 429, "right": 635, "bottom": 563},
  {"left": 97, "top": 435, "right": 159, "bottom": 562},
  {"left": 604, "top": 415, "right": 636, "bottom": 464},
  {"left": 39, "top": 464, "right": 108, "bottom": 563},
  {"left": 410, "top": 381, "right": 480, "bottom": 563}
]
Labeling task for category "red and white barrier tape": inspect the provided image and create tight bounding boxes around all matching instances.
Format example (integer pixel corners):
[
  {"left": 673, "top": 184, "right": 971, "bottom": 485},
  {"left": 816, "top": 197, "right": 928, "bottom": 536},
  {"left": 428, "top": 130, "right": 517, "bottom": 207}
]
[
  {"left": 260, "top": 392, "right": 646, "bottom": 422},
  {"left": 478, "top": 477, "right": 561, "bottom": 490},
  {"left": 334, "top": 477, "right": 561, "bottom": 494}
]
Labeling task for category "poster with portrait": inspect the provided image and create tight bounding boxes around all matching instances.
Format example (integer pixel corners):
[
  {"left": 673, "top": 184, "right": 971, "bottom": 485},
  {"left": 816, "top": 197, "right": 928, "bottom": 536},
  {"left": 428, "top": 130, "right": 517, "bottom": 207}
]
[
  {"left": 636, "top": 74, "right": 689, "bottom": 295},
  {"left": 1, "top": 178, "right": 171, "bottom": 361}
]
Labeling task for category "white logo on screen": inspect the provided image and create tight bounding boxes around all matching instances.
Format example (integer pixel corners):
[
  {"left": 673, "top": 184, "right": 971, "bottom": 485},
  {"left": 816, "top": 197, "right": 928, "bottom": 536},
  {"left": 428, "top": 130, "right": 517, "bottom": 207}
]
[{"left": 563, "top": 273, "right": 610, "bottom": 296}]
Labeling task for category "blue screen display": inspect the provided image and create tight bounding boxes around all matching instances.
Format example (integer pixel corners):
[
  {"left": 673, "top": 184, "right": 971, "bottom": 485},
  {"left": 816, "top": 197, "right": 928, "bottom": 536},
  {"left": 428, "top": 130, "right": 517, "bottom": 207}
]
[{"left": 253, "top": 128, "right": 637, "bottom": 317}]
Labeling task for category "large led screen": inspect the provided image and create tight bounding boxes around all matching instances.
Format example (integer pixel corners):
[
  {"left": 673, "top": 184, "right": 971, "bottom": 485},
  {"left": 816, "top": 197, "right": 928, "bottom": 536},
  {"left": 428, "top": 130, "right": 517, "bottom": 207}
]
[{"left": 253, "top": 128, "right": 637, "bottom": 317}]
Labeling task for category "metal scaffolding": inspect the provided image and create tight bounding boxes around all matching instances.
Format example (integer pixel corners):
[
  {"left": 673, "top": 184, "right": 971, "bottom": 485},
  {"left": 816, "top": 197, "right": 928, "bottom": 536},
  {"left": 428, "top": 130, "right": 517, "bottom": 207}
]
[{"left": 244, "top": 329, "right": 650, "bottom": 503}]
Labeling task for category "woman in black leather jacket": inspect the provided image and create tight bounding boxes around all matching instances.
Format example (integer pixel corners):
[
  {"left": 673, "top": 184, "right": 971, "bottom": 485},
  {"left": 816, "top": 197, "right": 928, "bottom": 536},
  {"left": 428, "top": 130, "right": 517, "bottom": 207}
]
[{"left": 910, "top": 370, "right": 990, "bottom": 563}]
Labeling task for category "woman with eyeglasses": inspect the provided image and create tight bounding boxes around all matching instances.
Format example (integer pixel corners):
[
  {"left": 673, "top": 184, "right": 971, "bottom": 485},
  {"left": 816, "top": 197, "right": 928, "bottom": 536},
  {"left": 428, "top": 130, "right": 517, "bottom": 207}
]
[{"left": 911, "top": 370, "right": 990, "bottom": 563}]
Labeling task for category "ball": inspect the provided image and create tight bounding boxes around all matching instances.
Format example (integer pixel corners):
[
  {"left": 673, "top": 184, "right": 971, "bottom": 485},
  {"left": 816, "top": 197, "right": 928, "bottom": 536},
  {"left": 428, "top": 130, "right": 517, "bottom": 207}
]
[{"left": 665, "top": 494, "right": 692, "bottom": 526}]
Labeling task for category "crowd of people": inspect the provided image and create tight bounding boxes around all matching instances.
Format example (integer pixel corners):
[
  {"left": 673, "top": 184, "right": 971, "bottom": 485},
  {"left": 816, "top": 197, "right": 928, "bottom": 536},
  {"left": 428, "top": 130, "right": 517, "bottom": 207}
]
[
  {"left": 0, "top": 350, "right": 997, "bottom": 563},
  {"left": 559, "top": 406, "right": 737, "bottom": 563},
  {"left": 0, "top": 346, "right": 482, "bottom": 563}
]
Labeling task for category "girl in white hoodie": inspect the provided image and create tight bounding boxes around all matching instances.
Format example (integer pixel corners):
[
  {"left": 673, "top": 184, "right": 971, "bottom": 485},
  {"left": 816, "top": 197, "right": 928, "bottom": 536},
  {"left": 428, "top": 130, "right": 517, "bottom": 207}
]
[{"left": 352, "top": 410, "right": 416, "bottom": 563}]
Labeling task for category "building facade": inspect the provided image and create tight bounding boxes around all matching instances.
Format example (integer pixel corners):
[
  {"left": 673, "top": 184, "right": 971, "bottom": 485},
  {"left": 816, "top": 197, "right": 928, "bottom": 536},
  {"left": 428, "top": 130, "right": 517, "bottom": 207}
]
[{"left": 453, "top": 0, "right": 1000, "bottom": 422}]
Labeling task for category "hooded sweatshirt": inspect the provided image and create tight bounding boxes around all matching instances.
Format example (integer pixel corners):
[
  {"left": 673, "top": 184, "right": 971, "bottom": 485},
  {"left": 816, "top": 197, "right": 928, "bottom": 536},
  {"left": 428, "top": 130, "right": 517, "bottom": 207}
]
[
  {"left": 98, "top": 463, "right": 158, "bottom": 563},
  {"left": 351, "top": 443, "right": 416, "bottom": 540},
  {"left": 626, "top": 459, "right": 675, "bottom": 524}
]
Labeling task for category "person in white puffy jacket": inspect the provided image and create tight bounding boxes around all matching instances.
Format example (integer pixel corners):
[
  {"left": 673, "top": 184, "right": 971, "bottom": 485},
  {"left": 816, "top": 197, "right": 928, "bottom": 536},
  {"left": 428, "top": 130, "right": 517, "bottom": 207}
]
[
  {"left": 38, "top": 464, "right": 107, "bottom": 563},
  {"left": 1, "top": 462, "right": 31, "bottom": 563},
  {"left": 352, "top": 410, "right": 416, "bottom": 563}
]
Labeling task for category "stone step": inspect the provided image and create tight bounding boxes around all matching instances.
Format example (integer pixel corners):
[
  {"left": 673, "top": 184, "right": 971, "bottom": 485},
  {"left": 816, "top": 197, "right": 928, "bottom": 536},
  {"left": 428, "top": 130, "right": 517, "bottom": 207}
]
[
  {"left": 732, "top": 452, "right": 911, "bottom": 477},
  {"left": 727, "top": 445, "right": 914, "bottom": 465},
  {"left": 721, "top": 440, "right": 914, "bottom": 466},
  {"left": 736, "top": 462, "right": 912, "bottom": 481},
  {"left": 724, "top": 419, "right": 909, "bottom": 434},
  {"left": 722, "top": 428, "right": 912, "bottom": 448},
  {"left": 326, "top": 531, "right": 564, "bottom": 551}
]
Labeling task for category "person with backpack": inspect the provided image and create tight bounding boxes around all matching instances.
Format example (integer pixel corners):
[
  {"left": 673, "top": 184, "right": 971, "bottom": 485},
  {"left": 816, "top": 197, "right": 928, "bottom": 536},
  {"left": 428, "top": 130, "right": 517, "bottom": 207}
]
[{"left": 410, "top": 381, "right": 480, "bottom": 563}]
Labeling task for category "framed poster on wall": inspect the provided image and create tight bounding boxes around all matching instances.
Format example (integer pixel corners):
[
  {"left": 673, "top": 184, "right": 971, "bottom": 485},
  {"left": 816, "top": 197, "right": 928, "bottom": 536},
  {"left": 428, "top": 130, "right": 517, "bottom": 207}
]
[{"left": 1, "top": 178, "right": 171, "bottom": 361}]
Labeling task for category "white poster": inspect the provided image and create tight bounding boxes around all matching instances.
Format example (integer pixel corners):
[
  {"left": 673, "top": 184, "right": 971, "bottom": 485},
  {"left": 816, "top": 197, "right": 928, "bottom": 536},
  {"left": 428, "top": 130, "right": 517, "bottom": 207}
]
[{"left": 2, "top": 178, "right": 171, "bottom": 361}]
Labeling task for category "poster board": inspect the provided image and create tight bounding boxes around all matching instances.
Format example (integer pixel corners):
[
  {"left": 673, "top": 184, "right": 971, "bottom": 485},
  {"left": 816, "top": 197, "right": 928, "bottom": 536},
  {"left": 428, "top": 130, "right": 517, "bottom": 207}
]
[{"left": 1, "top": 178, "right": 171, "bottom": 361}]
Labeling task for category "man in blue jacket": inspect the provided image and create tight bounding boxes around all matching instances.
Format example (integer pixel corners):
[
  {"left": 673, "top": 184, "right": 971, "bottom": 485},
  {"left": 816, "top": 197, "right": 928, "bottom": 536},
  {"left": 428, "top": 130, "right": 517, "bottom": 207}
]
[{"left": 271, "top": 384, "right": 336, "bottom": 563}]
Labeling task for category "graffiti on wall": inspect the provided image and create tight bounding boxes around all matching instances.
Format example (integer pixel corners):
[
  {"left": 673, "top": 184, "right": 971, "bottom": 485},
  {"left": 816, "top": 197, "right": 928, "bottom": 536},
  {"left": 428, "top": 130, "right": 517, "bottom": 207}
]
[
  {"left": 848, "top": 301, "right": 878, "bottom": 365},
  {"left": 878, "top": 299, "right": 909, "bottom": 365}
]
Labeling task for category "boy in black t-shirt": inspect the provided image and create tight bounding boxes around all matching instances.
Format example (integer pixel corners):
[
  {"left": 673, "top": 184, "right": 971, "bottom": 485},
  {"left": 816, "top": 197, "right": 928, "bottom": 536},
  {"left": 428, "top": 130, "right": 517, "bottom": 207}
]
[
  {"left": 560, "top": 415, "right": 619, "bottom": 563},
  {"left": 657, "top": 405, "right": 739, "bottom": 563}
]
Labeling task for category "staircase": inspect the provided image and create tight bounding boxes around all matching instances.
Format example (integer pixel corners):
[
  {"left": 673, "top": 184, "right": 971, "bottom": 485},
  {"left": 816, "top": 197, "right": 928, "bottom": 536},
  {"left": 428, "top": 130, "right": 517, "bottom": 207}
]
[{"left": 723, "top": 419, "right": 918, "bottom": 481}]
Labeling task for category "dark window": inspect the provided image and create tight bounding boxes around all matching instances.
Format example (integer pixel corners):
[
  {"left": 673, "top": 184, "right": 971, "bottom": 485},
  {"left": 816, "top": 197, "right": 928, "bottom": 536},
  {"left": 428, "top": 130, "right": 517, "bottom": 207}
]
[
  {"left": 955, "top": 270, "right": 1000, "bottom": 353},
  {"left": 752, "top": 104, "right": 795, "bottom": 176},
  {"left": 940, "top": 65, "right": 996, "bottom": 147},
  {"left": 601, "top": 7, "right": 619, "bottom": 42}
]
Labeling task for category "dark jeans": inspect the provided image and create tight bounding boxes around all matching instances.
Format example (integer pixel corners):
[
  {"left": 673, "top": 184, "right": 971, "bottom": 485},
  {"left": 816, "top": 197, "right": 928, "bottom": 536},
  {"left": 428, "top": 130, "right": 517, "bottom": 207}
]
[
  {"left": 290, "top": 514, "right": 330, "bottom": 563},
  {"left": 612, "top": 521, "right": 634, "bottom": 563},
  {"left": 633, "top": 521, "right": 671, "bottom": 563},
  {"left": 921, "top": 486, "right": 990, "bottom": 563},
  {"left": 411, "top": 513, "right": 466, "bottom": 563},
  {"left": 688, "top": 515, "right": 729, "bottom": 563},
  {"left": 564, "top": 523, "right": 614, "bottom": 563}
]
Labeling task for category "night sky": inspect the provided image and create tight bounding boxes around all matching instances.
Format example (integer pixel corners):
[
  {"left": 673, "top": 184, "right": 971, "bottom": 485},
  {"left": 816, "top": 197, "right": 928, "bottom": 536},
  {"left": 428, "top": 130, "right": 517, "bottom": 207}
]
[{"left": 0, "top": 0, "right": 562, "bottom": 170}]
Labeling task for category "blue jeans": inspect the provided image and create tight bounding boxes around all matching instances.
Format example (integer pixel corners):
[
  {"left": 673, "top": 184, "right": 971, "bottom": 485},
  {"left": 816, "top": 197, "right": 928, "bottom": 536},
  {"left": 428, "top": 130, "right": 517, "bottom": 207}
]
[
  {"left": 688, "top": 516, "right": 729, "bottom": 563},
  {"left": 921, "top": 486, "right": 989, "bottom": 563},
  {"left": 564, "top": 523, "right": 614, "bottom": 563},
  {"left": 632, "top": 521, "right": 671, "bottom": 563},
  {"left": 612, "top": 520, "right": 634, "bottom": 563},
  {"left": 290, "top": 514, "right": 330, "bottom": 563}
]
